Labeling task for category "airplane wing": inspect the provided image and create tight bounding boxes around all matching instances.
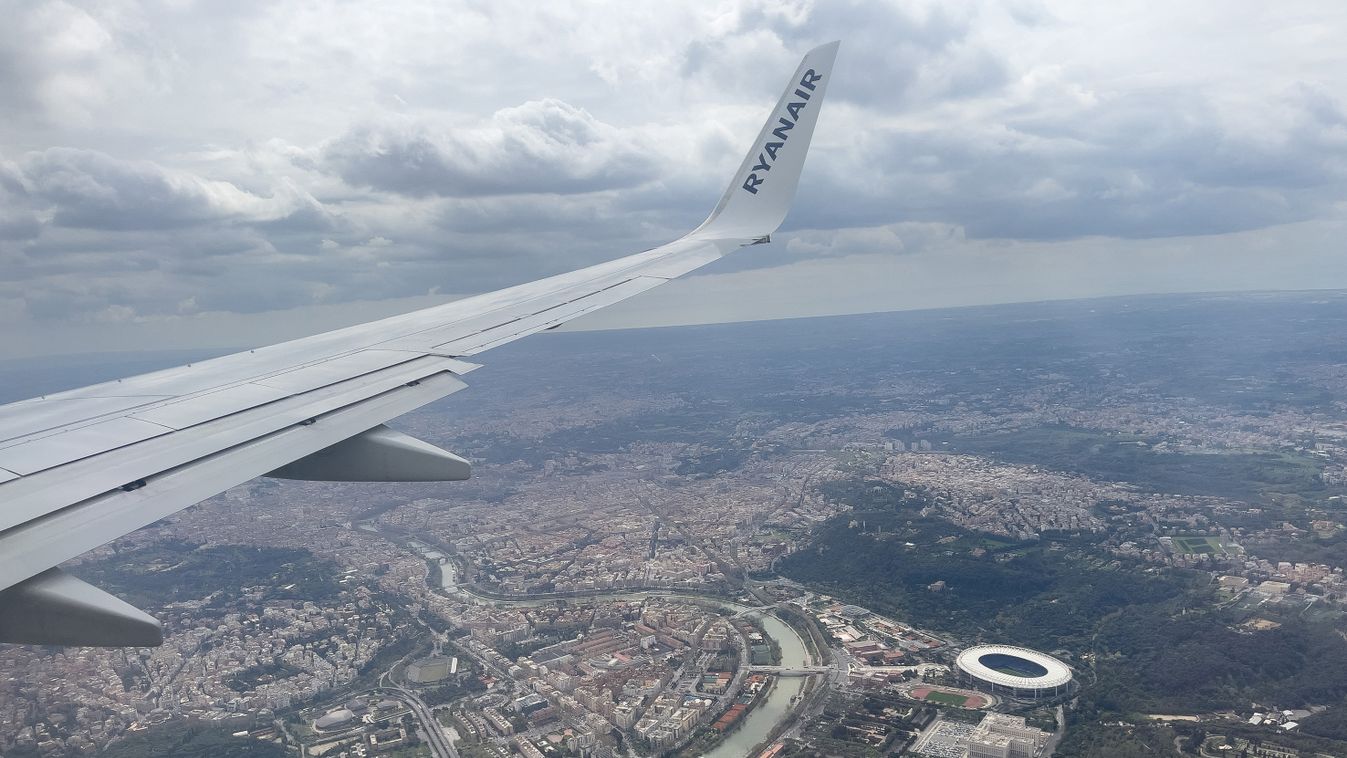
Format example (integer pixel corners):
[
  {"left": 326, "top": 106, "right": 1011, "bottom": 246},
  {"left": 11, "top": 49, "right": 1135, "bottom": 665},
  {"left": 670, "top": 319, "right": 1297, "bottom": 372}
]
[{"left": 0, "top": 41, "right": 840, "bottom": 647}]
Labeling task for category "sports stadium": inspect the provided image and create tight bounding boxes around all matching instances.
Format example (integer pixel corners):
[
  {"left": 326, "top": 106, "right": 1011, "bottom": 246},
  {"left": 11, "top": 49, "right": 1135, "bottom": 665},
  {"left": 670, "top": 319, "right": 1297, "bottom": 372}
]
[{"left": 955, "top": 644, "right": 1073, "bottom": 699}]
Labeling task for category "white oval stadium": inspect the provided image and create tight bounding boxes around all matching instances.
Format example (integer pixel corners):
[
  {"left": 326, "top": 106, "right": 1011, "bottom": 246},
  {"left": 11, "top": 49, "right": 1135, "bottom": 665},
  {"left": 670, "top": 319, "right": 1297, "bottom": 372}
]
[{"left": 955, "top": 645, "right": 1073, "bottom": 699}]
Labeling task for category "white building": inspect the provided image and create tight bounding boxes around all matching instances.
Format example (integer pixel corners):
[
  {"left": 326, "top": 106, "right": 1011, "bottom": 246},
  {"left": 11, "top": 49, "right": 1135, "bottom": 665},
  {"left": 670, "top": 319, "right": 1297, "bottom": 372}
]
[{"left": 966, "top": 713, "right": 1048, "bottom": 758}]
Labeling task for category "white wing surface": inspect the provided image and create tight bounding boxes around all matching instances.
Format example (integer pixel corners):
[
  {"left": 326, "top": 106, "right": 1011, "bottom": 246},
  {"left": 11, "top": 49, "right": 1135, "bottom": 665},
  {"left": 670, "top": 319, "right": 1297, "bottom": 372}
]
[{"left": 0, "top": 41, "right": 840, "bottom": 646}]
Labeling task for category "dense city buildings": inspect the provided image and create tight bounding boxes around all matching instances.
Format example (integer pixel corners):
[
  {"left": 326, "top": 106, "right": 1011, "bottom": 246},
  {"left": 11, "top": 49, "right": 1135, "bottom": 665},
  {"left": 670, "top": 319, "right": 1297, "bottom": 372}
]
[{"left": 7, "top": 295, "right": 1347, "bottom": 755}]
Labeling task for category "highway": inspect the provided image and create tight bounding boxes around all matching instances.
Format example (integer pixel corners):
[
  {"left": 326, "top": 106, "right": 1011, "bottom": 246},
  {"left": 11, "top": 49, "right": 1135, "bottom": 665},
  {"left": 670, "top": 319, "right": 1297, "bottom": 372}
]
[{"left": 378, "top": 671, "right": 459, "bottom": 758}]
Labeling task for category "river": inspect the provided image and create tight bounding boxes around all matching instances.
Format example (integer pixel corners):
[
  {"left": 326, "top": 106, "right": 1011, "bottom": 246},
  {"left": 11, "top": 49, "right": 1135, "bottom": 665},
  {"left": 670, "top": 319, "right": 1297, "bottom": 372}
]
[
  {"left": 702, "top": 611, "right": 810, "bottom": 758},
  {"left": 474, "top": 590, "right": 813, "bottom": 758},
  {"left": 423, "top": 550, "right": 816, "bottom": 756}
]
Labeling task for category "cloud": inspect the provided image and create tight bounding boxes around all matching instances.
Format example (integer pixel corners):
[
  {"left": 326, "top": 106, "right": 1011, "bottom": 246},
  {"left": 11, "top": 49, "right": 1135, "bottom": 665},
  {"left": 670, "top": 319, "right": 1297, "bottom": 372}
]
[
  {"left": 1, "top": 0, "right": 1346, "bottom": 356},
  {"left": 0, "top": 208, "right": 42, "bottom": 241},
  {"left": 783, "top": 82, "right": 1347, "bottom": 241},
  {"left": 0, "top": 0, "right": 163, "bottom": 125},
  {"left": 679, "top": 0, "right": 1006, "bottom": 107},
  {"left": 783, "top": 222, "right": 961, "bottom": 259},
  {"left": 323, "top": 99, "right": 658, "bottom": 197},
  {"left": 17, "top": 148, "right": 327, "bottom": 231}
]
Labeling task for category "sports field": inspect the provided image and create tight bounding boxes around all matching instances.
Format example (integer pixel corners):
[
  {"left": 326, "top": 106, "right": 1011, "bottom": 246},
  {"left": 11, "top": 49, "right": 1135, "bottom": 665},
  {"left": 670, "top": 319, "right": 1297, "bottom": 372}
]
[
  {"left": 1173, "top": 535, "right": 1224, "bottom": 555},
  {"left": 926, "top": 691, "right": 970, "bottom": 706}
]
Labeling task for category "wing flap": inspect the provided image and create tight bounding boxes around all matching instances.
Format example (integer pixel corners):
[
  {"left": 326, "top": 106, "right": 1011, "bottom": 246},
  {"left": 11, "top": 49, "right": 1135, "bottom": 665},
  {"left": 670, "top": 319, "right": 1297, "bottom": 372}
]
[
  {"left": 0, "top": 417, "right": 174, "bottom": 476},
  {"left": 0, "top": 395, "right": 174, "bottom": 447},
  {"left": 252, "top": 349, "right": 420, "bottom": 393},
  {"left": 128, "top": 383, "right": 292, "bottom": 430}
]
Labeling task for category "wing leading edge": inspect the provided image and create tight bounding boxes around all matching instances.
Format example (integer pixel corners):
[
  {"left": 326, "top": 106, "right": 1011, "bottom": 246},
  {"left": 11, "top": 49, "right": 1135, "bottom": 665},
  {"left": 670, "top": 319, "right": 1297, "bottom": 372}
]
[{"left": 0, "top": 41, "right": 840, "bottom": 646}]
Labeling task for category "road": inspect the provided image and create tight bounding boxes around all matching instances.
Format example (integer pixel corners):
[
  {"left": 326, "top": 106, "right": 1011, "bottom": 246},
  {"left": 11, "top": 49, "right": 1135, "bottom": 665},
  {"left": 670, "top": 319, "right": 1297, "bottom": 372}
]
[
  {"left": 1042, "top": 704, "right": 1066, "bottom": 757},
  {"left": 378, "top": 670, "right": 459, "bottom": 758},
  {"left": 747, "top": 665, "right": 832, "bottom": 676},
  {"left": 776, "top": 652, "right": 847, "bottom": 742}
]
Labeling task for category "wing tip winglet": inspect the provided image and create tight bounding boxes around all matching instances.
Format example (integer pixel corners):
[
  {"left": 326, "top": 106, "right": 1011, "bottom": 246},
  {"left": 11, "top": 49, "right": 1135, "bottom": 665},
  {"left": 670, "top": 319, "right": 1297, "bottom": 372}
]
[{"left": 692, "top": 40, "right": 841, "bottom": 241}]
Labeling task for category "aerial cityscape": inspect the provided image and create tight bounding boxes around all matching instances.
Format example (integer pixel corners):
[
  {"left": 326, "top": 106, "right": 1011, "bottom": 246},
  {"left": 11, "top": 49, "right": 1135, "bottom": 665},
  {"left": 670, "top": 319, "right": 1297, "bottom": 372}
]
[
  {"left": 2, "top": 0, "right": 1345, "bottom": 754},
  {"left": 5, "top": 292, "right": 1347, "bottom": 757}
]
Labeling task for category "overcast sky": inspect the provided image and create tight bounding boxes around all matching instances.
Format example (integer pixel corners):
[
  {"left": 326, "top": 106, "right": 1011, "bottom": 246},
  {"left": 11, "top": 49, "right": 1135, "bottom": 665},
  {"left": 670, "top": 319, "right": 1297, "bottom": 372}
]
[{"left": 2, "top": 0, "right": 1345, "bottom": 358}]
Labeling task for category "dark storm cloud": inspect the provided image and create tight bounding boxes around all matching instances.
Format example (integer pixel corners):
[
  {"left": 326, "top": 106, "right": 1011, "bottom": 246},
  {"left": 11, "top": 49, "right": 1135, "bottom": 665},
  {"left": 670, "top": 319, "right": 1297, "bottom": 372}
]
[{"left": 324, "top": 99, "right": 657, "bottom": 197}]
